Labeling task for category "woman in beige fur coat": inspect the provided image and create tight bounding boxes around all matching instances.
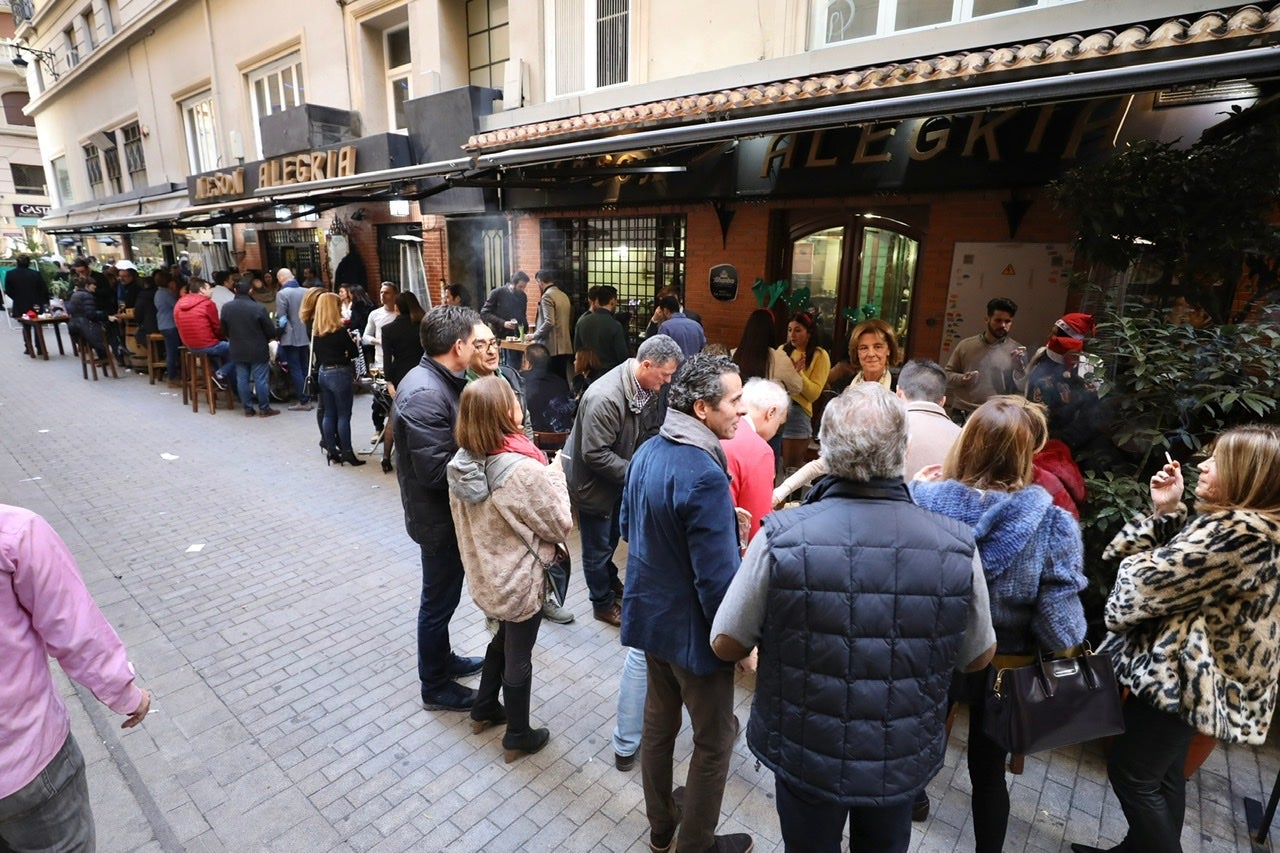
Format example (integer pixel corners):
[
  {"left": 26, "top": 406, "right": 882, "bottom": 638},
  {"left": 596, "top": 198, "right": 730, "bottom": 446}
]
[{"left": 448, "top": 376, "right": 573, "bottom": 762}]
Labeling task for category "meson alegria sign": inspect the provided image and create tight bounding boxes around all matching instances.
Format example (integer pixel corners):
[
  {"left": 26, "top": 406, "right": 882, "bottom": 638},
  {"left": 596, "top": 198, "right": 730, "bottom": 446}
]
[
  {"left": 190, "top": 146, "right": 357, "bottom": 203},
  {"left": 737, "top": 96, "right": 1132, "bottom": 195}
]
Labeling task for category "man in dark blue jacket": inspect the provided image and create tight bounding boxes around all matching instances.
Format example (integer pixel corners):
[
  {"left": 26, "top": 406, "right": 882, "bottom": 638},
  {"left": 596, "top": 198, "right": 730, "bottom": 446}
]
[
  {"left": 219, "top": 276, "right": 280, "bottom": 417},
  {"left": 393, "top": 306, "right": 486, "bottom": 712},
  {"left": 620, "top": 352, "right": 751, "bottom": 853},
  {"left": 711, "top": 383, "right": 996, "bottom": 853}
]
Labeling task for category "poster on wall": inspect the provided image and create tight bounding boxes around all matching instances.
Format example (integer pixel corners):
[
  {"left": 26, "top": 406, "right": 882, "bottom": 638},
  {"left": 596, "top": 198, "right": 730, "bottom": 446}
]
[{"left": 939, "top": 243, "right": 1074, "bottom": 365}]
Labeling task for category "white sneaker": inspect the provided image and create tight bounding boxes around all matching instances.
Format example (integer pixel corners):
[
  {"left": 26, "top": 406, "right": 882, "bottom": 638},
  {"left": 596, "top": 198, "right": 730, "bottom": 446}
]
[{"left": 542, "top": 600, "right": 575, "bottom": 624}]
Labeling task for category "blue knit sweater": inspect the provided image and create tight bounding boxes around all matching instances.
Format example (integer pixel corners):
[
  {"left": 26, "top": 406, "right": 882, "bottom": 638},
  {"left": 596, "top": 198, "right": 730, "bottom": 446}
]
[{"left": 910, "top": 480, "right": 1087, "bottom": 654}]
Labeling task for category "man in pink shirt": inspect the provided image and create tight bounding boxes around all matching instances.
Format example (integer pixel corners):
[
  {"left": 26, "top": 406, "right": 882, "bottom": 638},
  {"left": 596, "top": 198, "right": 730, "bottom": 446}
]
[
  {"left": 0, "top": 504, "right": 151, "bottom": 849},
  {"left": 721, "top": 377, "right": 791, "bottom": 542}
]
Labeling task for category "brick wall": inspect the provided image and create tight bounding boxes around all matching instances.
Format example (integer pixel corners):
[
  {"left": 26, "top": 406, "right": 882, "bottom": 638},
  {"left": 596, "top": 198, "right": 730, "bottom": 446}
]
[{"left": 505, "top": 189, "right": 1073, "bottom": 360}]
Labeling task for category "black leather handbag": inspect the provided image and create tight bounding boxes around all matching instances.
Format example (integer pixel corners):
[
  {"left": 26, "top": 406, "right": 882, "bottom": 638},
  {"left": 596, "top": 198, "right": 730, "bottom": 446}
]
[{"left": 982, "top": 645, "right": 1125, "bottom": 755}]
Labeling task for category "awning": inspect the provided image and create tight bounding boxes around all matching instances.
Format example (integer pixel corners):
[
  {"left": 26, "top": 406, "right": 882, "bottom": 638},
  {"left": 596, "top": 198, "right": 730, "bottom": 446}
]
[{"left": 39, "top": 192, "right": 190, "bottom": 235}]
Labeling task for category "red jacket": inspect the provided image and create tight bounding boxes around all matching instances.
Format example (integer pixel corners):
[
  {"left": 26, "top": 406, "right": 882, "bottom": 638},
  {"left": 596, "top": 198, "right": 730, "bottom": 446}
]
[{"left": 174, "top": 293, "right": 222, "bottom": 349}]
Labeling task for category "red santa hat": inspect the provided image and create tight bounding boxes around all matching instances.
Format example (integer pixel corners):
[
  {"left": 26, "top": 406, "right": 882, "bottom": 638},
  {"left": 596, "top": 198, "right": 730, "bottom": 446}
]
[{"left": 1053, "top": 312, "right": 1094, "bottom": 340}]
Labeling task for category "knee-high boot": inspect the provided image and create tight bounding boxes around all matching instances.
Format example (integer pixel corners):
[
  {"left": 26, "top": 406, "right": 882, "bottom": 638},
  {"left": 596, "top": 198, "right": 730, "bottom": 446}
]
[
  {"left": 501, "top": 678, "right": 550, "bottom": 762},
  {"left": 469, "top": 638, "right": 507, "bottom": 733}
]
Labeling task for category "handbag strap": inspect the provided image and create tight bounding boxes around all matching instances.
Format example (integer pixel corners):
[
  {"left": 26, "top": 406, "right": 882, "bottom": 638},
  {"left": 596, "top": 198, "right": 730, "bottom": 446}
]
[{"left": 486, "top": 462, "right": 559, "bottom": 569}]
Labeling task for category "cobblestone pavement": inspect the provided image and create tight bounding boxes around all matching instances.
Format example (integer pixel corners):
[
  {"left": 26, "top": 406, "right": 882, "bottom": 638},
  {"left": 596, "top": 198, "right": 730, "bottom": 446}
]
[{"left": 2, "top": 328, "right": 1276, "bottom": 853}]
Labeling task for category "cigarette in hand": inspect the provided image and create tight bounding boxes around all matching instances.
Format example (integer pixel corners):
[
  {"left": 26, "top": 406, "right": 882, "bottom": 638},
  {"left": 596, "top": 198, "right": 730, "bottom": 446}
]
[{"left": 1164, "top": 451, "right": 1174, "bottom": 466}]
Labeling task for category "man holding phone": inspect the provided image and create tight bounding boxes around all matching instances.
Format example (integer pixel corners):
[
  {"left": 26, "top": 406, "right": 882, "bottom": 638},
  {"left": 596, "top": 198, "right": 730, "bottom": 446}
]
[{"left": 944, "top": 297, "right": 1026, "bottom": 420}]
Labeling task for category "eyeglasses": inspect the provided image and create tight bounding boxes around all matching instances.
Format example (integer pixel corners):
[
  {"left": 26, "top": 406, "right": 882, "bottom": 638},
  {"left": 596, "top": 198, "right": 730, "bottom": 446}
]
[{"left": 474, "top": 339, "right": 500, "bottom": 351}]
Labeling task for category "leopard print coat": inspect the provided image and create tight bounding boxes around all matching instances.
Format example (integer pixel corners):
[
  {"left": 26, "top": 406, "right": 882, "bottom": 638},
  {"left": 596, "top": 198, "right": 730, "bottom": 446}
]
[{"left": 1100, "top": 506, "right": 1280, "bottom": 743}]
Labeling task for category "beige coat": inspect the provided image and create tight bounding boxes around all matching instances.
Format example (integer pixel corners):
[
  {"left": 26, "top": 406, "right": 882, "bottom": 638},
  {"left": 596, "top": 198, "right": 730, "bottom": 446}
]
[{"left": 447, "top": 449, "right": 573, "bottom": 622}]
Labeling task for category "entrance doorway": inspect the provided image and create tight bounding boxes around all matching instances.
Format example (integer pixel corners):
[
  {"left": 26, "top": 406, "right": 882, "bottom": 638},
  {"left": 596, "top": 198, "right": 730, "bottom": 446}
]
[
  {"left": 781, "top": 212, "right": 922, "bottom": 358},
  {"left": 447, "top": 217, "right": 510, "bottom": 310}
]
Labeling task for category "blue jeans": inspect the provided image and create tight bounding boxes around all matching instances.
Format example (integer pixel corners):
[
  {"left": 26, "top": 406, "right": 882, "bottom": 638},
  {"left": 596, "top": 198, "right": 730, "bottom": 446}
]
[
  {"left": 280, "top": 343, "right": 310, "bottom": 402},
  {"left": 235, "top": 361, "right": 271, "bottom": 412},
  {"left": 612, "top": 645, "right": 648, "bottom": 758},
  {"left": 161, "top": 327, "right": 182, "bottom": 379},
  {"left": 418, "top": 537, "right": 466, "bottom": 695},
  {"left": 775, "top": 776, "right": 913, "bottom": 853},
  {"left": 189, "top": 340, "right": 231, "bottom": 378},
  {"left": 0, "top": 734, "right": 94, "bottom": 851},
  {"left": 578, "top": 502, "right": 621, "bottom": 610},
  {"left": 318, "top": 365, "right": 355, "bottom": 454}
]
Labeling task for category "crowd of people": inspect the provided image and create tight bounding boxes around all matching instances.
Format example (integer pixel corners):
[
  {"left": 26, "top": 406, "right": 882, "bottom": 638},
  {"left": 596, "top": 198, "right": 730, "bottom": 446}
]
[{"left": 6, "top": 270, "right": 1280, "bottom": 853}]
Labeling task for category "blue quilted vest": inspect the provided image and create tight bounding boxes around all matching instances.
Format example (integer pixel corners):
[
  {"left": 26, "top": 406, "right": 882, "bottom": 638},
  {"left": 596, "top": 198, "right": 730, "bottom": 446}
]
[{"left": 748, "top": 476, "right": 976, "bottom": 807}]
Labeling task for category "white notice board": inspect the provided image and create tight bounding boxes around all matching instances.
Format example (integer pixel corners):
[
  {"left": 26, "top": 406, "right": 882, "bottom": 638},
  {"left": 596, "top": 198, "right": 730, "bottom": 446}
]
[{"left": 939, "top": 242, "right": 1075, "bottom": 364}]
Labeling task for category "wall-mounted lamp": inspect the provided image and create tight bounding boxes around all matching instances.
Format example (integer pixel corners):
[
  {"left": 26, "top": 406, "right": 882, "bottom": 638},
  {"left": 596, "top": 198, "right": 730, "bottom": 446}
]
[
  {"left": 389, "top": 198, "right": 410, "bottom": 217},
  {"left": 11, "top": 45, "right": 61, "bottom": 81}
]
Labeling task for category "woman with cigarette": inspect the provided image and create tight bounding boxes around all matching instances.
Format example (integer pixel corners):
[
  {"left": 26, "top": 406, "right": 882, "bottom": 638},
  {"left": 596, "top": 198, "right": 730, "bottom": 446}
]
[{"left": 1071, "top": 425, "right": 1280, "bottom": 853}]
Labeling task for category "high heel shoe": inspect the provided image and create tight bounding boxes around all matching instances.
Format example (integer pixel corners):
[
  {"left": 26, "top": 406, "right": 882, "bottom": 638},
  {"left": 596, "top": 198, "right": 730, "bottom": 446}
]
[
  {"left": 381, "top": 457, "right": 393, "bottom": 474},
  {"left": 341, "top": 451, "right": 367, "bottom": 467}
]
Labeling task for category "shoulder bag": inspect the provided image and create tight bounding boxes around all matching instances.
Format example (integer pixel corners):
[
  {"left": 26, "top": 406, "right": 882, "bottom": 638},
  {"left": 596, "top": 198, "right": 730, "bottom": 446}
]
[
  {"left": 497, "top": 494, "right": 570, "bottom": 608},
  {"left": 982, "top": 643, "right": 1125, "bottom": 755},
  {"left": 302, "top": 325, "right": 318, "bottom": 399}
]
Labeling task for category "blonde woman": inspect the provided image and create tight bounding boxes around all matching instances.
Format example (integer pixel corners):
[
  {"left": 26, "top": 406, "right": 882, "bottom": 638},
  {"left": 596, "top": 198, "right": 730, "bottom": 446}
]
[
  {"left": 447, "top": 376, "right": 573, "bottom": 761},
  {"left": 311, "top": 293, "right": 363, "bottom": 466},
  {"left": 1072, "top": 425, "right": 1280, "bottom": 853}
]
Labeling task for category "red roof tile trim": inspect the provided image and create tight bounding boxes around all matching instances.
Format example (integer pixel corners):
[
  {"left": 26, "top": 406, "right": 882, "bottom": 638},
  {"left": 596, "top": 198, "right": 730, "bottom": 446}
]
[{"left": 465, "top": 4, "right": 1280, "bottom": 153}]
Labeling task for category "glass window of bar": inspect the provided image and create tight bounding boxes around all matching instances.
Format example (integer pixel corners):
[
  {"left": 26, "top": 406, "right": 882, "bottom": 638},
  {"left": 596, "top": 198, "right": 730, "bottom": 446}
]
[
  {"left": 467, "top": 0, "right": 510, "bottom": 89},
  {"left": 539, "top": 214, "right": 686, "bottom": 349}
]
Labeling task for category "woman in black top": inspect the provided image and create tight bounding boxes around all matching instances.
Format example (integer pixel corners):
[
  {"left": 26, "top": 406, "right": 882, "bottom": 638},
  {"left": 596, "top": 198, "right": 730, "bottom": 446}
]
[
  {"left": 376, "top": 291, "right": 426, "bottom": 472},
  {"left": 381, "top": 291, "right": 426, "bottom": 390},
  {"left": 312, "top": 293, "right": 364, "bottom": 467}
]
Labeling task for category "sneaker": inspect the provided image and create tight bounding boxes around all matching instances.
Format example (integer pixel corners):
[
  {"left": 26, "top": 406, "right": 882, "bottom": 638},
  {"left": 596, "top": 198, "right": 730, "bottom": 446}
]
[
  {"left": 542, "top": 600, "right": 575, "bottom": 624},
  {"left": 593, "top": 603, "right": 622, "bottom": 627},
  {"left": 447, "top": 654, "right": 484, "bottom": 678},
  {"left": 288, "top": 402, "right": 313, "bottom": 411},
  {"left": 421, "top": 681, "right": 478, "bottom": 711},
  {"left": 615, "top": 751, "right": 636, "bottom": 772},
  {"left": 211, "top": 372, "right": 228, "bottom": 391},
  {"left": 258, "top": 408, "right": 281, "bottom": 418}
]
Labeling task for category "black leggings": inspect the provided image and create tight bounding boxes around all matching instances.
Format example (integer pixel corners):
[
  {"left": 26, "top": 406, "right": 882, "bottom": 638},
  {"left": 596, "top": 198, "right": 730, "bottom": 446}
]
[{"left": 965, "top": 668, "right": 1012, "bottom": 853}]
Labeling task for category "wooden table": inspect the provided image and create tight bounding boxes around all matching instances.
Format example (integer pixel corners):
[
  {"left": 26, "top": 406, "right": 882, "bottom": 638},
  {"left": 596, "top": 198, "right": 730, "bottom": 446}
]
[
  {"left": 20, "top": 315, "right": 72, "bottom": 360},
  {"left": 499, "top": 339, "right": 529, "bottom": 353}
]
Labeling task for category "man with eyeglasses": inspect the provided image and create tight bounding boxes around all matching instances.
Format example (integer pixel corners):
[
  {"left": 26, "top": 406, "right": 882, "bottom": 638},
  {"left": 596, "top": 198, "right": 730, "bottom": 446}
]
[{"left": 393, "top": 305, "right": 487, "bottom": 712}]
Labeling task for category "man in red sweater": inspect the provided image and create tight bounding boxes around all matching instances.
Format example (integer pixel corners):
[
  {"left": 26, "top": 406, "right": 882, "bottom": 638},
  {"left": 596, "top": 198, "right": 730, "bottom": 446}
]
[
  {"left": 721, "top": 377, "right": 789, "bottom": 544},
  {"left": 174, "top": 277, "right": 233, "bottom": 387}
]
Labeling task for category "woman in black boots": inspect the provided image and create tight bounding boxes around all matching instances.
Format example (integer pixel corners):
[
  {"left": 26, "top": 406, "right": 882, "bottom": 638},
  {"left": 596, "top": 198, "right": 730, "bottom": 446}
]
[
  {"left": 311, "top": 293, "right": 365, "bottom": 466},
  {"left": 447, "top": 377, "right": 572, "bottom": 761}
]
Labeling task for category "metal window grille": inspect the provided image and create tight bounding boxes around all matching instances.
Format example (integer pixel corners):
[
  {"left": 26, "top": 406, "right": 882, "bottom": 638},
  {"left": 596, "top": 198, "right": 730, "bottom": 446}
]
[
  {"left": 10, "top": 164, "right": 46, "bottom": 195},
  {"left": 121, "top": 122, "right": 146, "bottom": 186},
  {"left": 102, "top": 144, "right": 123, "bottom": 194},
  {"left": 467, "top": 0, "right": 510, "bottom": 89},
  {"left": 595, "top": 0, "right": 628, "bottom": 87},
  {"left": 83, "top": 144, "right": 103, "bottom": 197},
  {"left": 539, "top": 214, "right": 686, "bottom": 350}
]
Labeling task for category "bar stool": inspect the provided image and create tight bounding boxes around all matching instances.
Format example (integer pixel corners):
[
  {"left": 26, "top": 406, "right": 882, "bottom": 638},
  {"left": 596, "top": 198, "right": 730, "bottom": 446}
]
[
  {"left": 79, "top": 335, "right": 119, "bottom": 381},
  {"left": 178, "top": 346, "right": 190, "bottom": 405},
  {"left": 185, "top": 350, "right": 221, "bottom": 413},
  {"left": 146, "top": 333, "right": 167, "bottom": 385}
]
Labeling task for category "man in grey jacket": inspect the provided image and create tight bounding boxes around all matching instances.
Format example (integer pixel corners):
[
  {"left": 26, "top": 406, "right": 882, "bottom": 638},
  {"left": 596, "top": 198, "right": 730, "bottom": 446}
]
[
  {"left": 561, "top": 334, "right": 683, "bottom": 626},
  {"left": 274, "top": 268, "right": 312, "bottom": 410}
]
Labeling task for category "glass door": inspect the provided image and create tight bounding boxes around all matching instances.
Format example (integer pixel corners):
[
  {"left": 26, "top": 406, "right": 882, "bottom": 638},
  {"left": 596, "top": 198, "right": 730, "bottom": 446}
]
[{"left": 787, "top": 215, "right": 920, "bottom": 358}]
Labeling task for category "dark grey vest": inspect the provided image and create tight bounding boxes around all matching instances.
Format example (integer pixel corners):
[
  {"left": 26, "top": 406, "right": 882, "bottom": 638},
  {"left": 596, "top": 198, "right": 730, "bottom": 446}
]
[{"left": 748, "top": 476, "right": 976, "bottom": 807}]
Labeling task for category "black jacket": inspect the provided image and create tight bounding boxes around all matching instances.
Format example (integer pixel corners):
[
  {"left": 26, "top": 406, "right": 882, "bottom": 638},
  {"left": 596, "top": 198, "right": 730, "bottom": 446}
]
[
  {"left": 133, "top": 284, "right": 158, "bottom": 343},
  {"left": 219, "top": 294, "right": 276, "bottom": 363},
  {"left": 392, "top": 356, "right": 467, "bottom": 550},
  {"left": 749, "top": 477, "right": 976, "bottom": 807},
  {"left": 381, "top": 314, "right": 424, "bottom": 388},
  {"left": 480, "top": 284, "right": 527, "bottom": 336},
  {"left": 5, "top": 266, "right": 48, "bottom": 316}
]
